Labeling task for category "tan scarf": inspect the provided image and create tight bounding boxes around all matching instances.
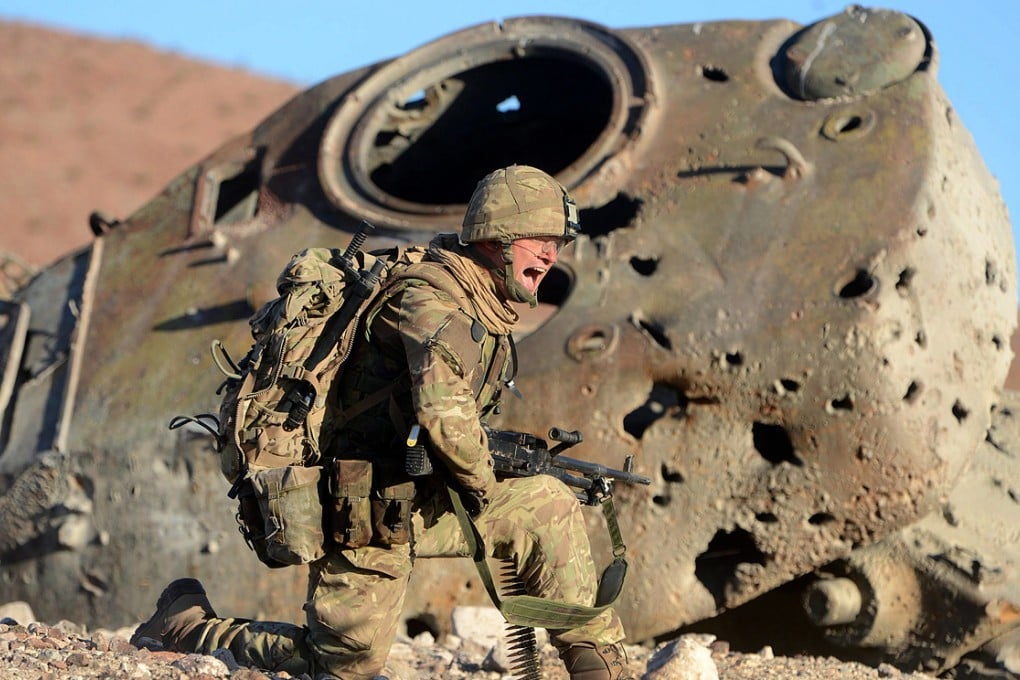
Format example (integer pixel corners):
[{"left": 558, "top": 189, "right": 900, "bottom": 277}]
[{"left": 426, "top": 234, "right": 518, "bottom": 335}]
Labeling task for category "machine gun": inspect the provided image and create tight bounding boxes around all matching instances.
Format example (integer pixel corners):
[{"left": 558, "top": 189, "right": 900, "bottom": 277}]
[{"left": 485, "top": 427, "right": 650, "bottom": 505}]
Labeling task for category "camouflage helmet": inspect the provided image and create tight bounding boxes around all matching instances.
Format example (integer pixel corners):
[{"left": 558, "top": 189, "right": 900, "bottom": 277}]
[{"left": 461, "top": 165, "right": 580, "bottom": 243}]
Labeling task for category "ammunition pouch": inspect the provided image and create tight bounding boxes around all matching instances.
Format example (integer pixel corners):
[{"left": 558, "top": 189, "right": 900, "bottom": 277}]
[
  {"left": 328, "top": 459, "right": 374, "bottom": 549},
  {"left": 235, "top": 465, "right": 327, "bottom": 567},
  {"left": 328, "top": 450, "right": 418, "bottom": 548},
  {"left": 371, "top": 477, "right": 416, "bottom": 546}
]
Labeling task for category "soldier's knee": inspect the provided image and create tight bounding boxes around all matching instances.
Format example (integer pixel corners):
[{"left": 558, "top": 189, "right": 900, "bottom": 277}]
[
  {"left": 532, "top": 474, "right": 579, "bottom": 507},
  {"left": 499, "top": 474, "right": 579, "bottom": 515},
  {"left": 306, "top": 625, "right": 384, "bottom": 678}
]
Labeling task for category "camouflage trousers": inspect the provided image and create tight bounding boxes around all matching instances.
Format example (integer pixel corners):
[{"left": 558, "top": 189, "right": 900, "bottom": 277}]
[{"left": 172, "top": 475, "right": 626, "bottom": 679}]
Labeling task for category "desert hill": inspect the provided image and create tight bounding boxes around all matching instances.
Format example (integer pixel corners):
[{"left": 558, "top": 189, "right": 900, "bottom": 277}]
[{"left": 0, "top": 20, "right": 298, "bottom": 267}]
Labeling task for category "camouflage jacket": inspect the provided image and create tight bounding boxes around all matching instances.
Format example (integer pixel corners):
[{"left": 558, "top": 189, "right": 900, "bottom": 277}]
[{"left": 329, "top": 234, "right": 517, "bottom": 501}]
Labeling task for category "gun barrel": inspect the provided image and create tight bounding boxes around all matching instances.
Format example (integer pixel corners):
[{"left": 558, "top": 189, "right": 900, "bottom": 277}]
[
  {"left": 552, "top": 455, "right": 651, "bottom": 485},
  {"left": 549, "top": 427, "right": 583, "bottom": 445}
]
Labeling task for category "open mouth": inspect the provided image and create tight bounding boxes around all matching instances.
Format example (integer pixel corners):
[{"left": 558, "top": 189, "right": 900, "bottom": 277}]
[{"left": 522, "top": 266, "right": 548, "bottom": 291}]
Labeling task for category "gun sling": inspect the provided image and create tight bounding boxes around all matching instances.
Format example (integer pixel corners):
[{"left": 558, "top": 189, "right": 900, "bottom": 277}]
[{"left": 448, "top": 486, "right": 629, "bottom": 629}]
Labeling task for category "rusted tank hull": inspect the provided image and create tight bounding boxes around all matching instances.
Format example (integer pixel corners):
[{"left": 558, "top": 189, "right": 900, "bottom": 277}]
[{"left": 1, "top": 7, "right": 1016, "bottom": 674}]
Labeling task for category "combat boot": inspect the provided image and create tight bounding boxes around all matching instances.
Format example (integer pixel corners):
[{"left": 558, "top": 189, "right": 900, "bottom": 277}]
[
  {"left": 560, "top": 641, "right": 627, "bottom": 680},
  {"left": 130, "top": 578, "right": 216, "bottom": 651}
]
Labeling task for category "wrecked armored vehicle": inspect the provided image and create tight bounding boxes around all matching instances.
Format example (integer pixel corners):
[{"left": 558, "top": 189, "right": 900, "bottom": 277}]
[{"left": 2, "top": 6, "right": 1018, "bottom": 677}]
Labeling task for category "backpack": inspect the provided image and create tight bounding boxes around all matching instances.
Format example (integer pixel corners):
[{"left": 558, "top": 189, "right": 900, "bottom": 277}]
[
  {"left": 172, "top": 228, "right": 479, "bottom": 567},
  {"left": 211, "top": 244, "right": 393, "bottom": 485},
  {"left": 171, "top": 224, "right": 411, "bottom": 567}
]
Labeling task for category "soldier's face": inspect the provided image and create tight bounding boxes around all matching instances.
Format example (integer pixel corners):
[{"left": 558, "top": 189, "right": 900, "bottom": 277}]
[{"left": 509, "top": 236, "right": 563, "bottom": 296}]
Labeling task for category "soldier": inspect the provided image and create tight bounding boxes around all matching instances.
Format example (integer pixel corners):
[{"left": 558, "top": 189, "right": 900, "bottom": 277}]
[{"left": 132, "top": 165, "right": 628, "bottom": 679}]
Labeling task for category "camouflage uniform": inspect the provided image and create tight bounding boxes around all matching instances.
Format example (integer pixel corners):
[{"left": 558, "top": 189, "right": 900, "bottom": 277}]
[{"left": 161, "top": 234, "right": 625, "bottom": 678}]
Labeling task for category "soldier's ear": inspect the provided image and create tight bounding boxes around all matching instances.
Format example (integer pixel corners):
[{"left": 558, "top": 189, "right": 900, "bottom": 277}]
[{"left": 471, "top": 240, "right": 503, "bottom": 264}]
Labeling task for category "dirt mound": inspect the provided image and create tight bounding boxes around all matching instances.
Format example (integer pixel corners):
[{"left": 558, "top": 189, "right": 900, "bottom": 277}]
[{"left": 0, "top": 20, "right": 298, "bottom": 267}]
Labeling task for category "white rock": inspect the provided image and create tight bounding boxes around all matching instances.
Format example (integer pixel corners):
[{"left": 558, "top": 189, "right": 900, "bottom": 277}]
[
  {"left": 643, "top": 634, "right": 719, "bottom": 680},
  {"left": 450, "top": 606, "right": 505, "bottom": 649},
  {"left": 0, "top": 601, "right": 36, "bottom": 625}
]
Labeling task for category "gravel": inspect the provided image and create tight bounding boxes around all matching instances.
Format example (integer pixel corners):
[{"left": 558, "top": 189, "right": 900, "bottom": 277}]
[{"left": 0, "top": 616, "right": 943, "bottom": 680}]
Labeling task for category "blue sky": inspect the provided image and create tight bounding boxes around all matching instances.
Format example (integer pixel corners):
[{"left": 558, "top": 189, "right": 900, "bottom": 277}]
[{"left": 2, "top": 1, "right": 1018, "bottom": 282}]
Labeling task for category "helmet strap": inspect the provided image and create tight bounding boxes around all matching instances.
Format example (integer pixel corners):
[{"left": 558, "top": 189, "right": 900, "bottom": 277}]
[{"left": 497, "top": 241, "right": 538, "bottom": 308}]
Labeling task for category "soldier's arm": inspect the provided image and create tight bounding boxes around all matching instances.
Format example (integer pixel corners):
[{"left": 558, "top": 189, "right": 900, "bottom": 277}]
[{"left": 393, "top": 284, "right": 498, "bottom": 503}]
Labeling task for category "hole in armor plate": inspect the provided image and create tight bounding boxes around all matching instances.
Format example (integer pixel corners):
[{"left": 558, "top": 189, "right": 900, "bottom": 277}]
[
  {"left": 752, "top": 422, "right": 802, "bottom": 466},
  {"left": 695, "top": 528, "right": 768, "bottom": 607},
  {"left": 623, "top": 383, "right": 688, "bottom": 440}
]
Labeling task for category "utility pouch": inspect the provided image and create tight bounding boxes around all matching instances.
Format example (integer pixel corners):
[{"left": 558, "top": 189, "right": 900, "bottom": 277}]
[
  {"left": 329, "top": 459, "right": 374, "bottom": 549},
  {"left": 247, "top": 465, "right": 327, "bottom": 565},
  {"left": 235, "top": 480, "right": 288, "bottom": 569},
  {"left": 372, "top": 479, "right": 416, "bottom": 546}
]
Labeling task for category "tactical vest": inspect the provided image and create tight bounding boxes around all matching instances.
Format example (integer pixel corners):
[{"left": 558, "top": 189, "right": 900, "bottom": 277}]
[{"left": 327, "top": 255, "right": 515, "bottom": 456}]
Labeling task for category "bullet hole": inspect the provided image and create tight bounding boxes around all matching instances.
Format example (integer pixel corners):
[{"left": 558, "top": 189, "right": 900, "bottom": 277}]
[
  {"left": 755, "top": 512, "right": 779, "bottom": 523},
  {"left": 895, "top": 267, "right": 915, "bottom": 294},
  {"left": 828, "top": 395, "right": 854, "bottom": 412},
  {"left": 752, "top": 422, "right": 802, "bottom": 466},
  {"left": 661, "top": 464, "right": 685, "bottom": 484},
  {"left": 780, "top": 378, "right": 801, "bottom": 392},
  {"left": 915, "top": 330, "right": 927, "bottom": 348},
  {"left": 636, "top": 317, "right": 672, "bottom": 350},
  {"left": 577, "top": 193, "right": 642, "bottom": 238},
  {"left": 835, "top": 115, "right": 862, "bottom": 134},
  {"left": 952, "top": 400, "right": 969, "bottom": 423},
  {"left": 986, "top": 258, "right": 998, "bottom": 286},
  {"left": 903, "top": 381, "right": 921, "bottom": 403},
  {"left": 808, "top": 512, "right": 835, "bottom": 526},
  {"left": 630, "top": 256, "right": 659, "bottom": 276},
  {"left": 695, "top": 528, "right": 767, "bottom": 607},
  {"left": 566, "top": 323, "right": 618, "bottom": 359},
  {"left": 993, "top": 335, "right": 1004, "bottom": 350},
  {"left": 725, "top": 352, "right": 744, "bottom": 367},
  {"left": 404, "top": 613, "right": 440, "bottom": 640},
  {"left": 652, "top": 494, "right": 671, "bottom": 507},
  {"left": 699, "top": 65, "right": 730, "bottom": 82},
  {"left": 623, "top": 383, "right": 687, "bottom": 439},
  {"left": 838, "top": 269, "right": 877, "bottom": 299}
]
